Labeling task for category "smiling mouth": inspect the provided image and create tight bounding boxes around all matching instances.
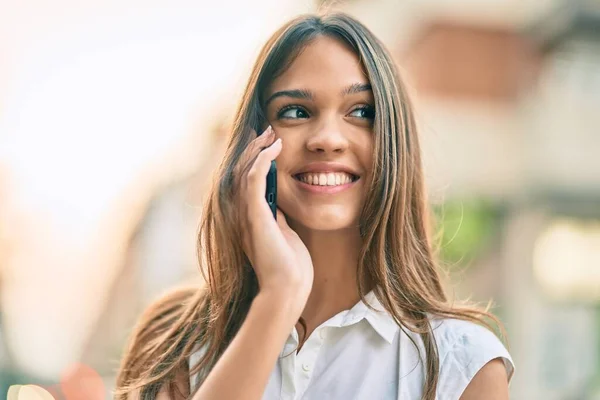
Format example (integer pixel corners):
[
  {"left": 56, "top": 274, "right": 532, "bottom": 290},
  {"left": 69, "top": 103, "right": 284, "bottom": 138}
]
[{"left": 293, "top": 172, "right": 359, "bottom": 186}]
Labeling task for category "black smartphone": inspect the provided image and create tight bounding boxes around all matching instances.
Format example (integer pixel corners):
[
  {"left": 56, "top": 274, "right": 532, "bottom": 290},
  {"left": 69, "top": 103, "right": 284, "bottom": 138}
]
[
  {"left": 256, "top": 125, "right": 277, "bottom": 220},
  {"left": 266, "top": 160, "right": 277, "bottom": 220}
]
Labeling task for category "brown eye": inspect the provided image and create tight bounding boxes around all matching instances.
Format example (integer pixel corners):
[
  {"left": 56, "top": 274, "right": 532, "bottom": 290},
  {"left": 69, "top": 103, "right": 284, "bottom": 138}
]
[
  {"left": 349, "top": 105, "right": 375, "bottom": 120},
  {"left": 277, "top": 105, "right": 309, "bottom": 119}
]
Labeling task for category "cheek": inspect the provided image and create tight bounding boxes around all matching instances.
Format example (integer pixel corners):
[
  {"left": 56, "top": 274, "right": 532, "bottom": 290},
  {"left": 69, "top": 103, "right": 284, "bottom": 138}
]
[
  {"left": 360, "top": 139, "right": 375, "bottom": 172},
  {"left": 274, "top": 137, "right": 300, "bottom": 169}
]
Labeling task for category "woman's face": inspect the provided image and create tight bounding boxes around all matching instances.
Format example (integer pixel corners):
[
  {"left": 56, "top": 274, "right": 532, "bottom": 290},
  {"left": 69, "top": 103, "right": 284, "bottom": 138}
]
[{"left": 264, "top": 35, "right": 374, "bottom": 232}]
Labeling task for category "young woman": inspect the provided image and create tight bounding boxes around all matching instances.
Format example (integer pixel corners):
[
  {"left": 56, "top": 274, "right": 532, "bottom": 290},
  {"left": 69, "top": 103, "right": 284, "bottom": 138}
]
[{"left": 115, "top": 12, "right": 514, "bottom": 400}]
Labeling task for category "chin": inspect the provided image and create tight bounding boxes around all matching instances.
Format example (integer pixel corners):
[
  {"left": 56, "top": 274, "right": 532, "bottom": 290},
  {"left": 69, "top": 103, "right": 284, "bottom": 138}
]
[{"left": 284, "top": 206, "right": 359, "bottom": 232}]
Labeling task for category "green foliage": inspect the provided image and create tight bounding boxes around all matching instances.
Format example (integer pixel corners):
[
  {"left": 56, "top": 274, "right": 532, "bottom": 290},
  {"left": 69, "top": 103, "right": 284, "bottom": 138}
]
[
  {"left": 432, "top": 199, "right": 500, "bottom": 269},
  {"left": 591, "top": 307, "right": 600, "bottom": 396}
]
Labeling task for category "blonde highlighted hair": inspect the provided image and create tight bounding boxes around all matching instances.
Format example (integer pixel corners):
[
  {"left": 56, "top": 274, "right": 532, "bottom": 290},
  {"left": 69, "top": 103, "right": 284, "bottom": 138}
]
[{"left": 115, "top": 12, "right": 505, "bottom": 400}]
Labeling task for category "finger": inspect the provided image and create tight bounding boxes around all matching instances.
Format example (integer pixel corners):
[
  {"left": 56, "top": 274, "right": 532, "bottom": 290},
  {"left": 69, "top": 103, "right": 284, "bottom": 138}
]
[
  {"left": 237, "top": 126, "right": 272, "bottom": 162},
  {"left": 246, "top": 137, "right": 282, "bottom": 208},
  {"left": 234, "top": 126, "right": 275, "bottom": 187},
  {"left": 249, "top": 126, "right": 276, "bottom": 153},
  {"left": 238, "top": 126, "right": 276, "bottom": 178},
  {"left": 257, "top": 125, "right": 274, "bottom": 138}
]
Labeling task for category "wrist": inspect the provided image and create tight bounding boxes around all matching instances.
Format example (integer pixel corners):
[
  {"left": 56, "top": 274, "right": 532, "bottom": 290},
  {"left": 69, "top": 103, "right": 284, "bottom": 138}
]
[{"left": 254, "top": 287, "right": 307, "bottom": 321}]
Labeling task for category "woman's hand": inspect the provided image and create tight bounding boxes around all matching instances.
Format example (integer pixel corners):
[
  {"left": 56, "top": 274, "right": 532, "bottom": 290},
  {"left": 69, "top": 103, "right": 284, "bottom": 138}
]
[{"left": 233, "top": 126, "right": 313, "bottom": 308}]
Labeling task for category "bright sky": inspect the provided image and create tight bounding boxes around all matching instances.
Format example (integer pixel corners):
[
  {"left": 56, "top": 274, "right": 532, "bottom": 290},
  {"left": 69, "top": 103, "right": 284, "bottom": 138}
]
[{"left": 0, "top": 0, "right": 313, "bottom": 379}]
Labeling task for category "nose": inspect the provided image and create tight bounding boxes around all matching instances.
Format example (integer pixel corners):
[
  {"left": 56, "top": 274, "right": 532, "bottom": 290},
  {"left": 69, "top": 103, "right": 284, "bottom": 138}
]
[{"left": 305, "top": 116, "right": 349, "bottom": 154}]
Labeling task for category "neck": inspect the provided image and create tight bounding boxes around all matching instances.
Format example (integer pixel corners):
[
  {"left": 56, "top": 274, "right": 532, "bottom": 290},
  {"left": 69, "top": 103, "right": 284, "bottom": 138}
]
[{"left": 288, "top": 222, "right": 372, "bottom": 333}]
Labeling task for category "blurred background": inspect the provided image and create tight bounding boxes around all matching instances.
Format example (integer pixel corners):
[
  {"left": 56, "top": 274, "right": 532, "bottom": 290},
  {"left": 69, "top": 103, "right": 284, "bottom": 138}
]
[{"left": 1, "top": 0, "right": 599, "bottom": 398}]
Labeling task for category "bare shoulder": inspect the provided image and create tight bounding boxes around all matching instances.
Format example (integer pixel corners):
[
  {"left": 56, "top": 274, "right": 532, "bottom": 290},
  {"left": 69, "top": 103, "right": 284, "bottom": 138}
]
[
  {"left": 460, "top": 358, "right": 509, "bottom": 400},
  {"left": 427, "top": 317, "right": 514, "bottom": 399}
]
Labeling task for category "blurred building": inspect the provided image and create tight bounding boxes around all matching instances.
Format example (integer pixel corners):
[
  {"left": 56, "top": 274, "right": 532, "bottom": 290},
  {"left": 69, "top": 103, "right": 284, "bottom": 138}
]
[
  {"left": 1, "top": 1, "right": 600, "bottom": 399},
  {"left": 399, "top": 1, "right": 600, "bottom": 398}
]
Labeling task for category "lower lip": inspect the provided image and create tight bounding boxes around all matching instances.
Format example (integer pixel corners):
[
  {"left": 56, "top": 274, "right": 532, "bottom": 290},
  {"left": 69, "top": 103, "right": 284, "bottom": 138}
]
[{"left": 293, "top": 177, "right": 358, "bottom": 194}]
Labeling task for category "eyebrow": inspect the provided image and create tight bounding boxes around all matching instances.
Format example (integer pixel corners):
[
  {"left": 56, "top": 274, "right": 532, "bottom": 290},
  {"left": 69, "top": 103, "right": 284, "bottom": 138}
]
[
  {"left": 264, "top": 89, "right": 313, "bottom": 107},
  {"left": 342, "top": 83, "right": 372, "bottom": 95},
  {"left": 264, "top": 82, "right": 372, "bottom": 107}
]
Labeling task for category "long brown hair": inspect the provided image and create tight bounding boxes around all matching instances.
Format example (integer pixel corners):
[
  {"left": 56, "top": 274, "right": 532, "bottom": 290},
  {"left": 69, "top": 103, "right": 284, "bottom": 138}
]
[{"left": 115, "top": 12, "right": 505, "bottom": 400}]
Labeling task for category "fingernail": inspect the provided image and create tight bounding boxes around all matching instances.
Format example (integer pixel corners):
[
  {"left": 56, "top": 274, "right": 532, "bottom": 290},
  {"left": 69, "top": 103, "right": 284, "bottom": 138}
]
[{"left": 266, "top": 125, "right": 273, "bottom": 135}]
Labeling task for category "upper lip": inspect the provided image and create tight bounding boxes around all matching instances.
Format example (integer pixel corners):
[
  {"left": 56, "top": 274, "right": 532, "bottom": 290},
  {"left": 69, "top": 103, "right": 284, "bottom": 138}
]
[{"left": 293, "top": 162, "right": 360, "bottom": 177}]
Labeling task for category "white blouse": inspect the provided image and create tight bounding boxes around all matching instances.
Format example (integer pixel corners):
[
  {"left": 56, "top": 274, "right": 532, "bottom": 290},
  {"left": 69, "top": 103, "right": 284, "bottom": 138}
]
[{"left": 189, "top": 291, "right": 515, "bottom": 400}]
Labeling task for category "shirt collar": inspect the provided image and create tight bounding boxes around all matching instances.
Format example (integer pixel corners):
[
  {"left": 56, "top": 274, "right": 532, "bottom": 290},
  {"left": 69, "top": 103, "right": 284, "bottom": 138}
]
[{"left": 342, "top": 289, "right": 399, "bottom": 344}]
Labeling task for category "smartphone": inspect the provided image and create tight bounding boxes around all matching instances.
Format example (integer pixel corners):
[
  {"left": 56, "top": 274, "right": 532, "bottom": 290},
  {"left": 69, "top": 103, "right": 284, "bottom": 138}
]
[
  {"left": 266, "top": 160, "right": 277, "bottom": 220},
  {"left": 256, "top": 125, "right": 277, "bottom": 220}
]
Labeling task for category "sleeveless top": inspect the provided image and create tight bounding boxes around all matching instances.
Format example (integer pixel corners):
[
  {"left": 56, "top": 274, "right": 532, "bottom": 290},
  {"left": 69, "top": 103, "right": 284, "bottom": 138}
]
[{"left": 189, "top": 291, "right": 515, "bottom": 399}]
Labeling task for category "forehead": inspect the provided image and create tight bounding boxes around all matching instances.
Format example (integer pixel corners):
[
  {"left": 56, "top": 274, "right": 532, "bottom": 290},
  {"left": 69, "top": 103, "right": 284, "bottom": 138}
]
[{"left": 267, "top": 36, "right": 368, "bottom": 94}]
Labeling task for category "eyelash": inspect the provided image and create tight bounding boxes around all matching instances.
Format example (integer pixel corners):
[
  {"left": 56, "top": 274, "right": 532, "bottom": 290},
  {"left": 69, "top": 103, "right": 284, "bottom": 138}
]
[{"left": 276, "top": 104, "right": 375, "bottom": 120}]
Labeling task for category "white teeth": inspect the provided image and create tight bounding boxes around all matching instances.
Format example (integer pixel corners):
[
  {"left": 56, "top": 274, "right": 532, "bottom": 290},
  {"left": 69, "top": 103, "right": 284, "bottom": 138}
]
[{"left": 298, "top": 172, "right": 355, "bottom": 186}]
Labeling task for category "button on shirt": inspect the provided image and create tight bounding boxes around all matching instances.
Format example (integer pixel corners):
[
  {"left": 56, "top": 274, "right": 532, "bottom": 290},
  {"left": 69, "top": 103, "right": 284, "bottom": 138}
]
[{"left": 189, "top": 291, "right": 515, "bottom": 400}]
